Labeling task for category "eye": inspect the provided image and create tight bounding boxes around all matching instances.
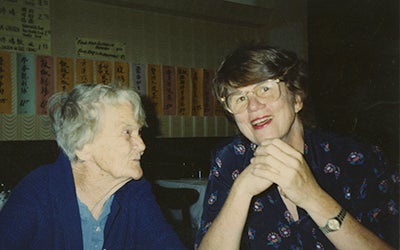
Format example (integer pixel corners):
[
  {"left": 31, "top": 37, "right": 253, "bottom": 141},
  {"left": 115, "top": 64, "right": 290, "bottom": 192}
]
[
  {"left": 232, "top": 94, "right": 247, "bottom": 104},
  {"left": 122, "top": 129, "right": 131, "bottom": 137},
  {"left": 260, "top": 85, "right": 270, "bottom": 93},
  {"left": 256, "top": 84, "right": 271, "bottom": 96}
]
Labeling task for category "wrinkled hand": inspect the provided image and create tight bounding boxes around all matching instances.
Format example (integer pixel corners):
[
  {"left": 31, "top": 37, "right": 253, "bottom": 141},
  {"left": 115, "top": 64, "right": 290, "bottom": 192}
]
[{"left": 251, "top": 138, "right": 322, "bottom": 209}]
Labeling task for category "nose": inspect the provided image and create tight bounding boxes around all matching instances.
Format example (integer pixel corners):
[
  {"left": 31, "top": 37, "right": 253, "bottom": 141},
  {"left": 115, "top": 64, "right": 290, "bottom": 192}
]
[
  {"left": 131, "top": 135, "right": 146, "bottom": 154},
  {"left": 246, "top": 93, "right": 265, "bottom": 112}
]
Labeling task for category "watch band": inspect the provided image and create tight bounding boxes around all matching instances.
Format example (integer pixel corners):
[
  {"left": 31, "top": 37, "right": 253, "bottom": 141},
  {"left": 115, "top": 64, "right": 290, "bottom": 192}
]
[{"left": 319, "top": 207, "right": 347, "bottom": 234}]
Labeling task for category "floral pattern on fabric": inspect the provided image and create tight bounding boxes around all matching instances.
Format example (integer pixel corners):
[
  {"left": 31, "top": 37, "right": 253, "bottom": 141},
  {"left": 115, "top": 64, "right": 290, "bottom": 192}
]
[{"left": 194, "top": 129, "right": 399, "bottom": 249}]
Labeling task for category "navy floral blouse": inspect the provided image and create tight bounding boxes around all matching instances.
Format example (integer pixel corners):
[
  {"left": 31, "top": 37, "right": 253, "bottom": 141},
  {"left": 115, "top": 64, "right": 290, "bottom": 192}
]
[{"left": 195, "top": 128, "right": 399, "bottom": 249}]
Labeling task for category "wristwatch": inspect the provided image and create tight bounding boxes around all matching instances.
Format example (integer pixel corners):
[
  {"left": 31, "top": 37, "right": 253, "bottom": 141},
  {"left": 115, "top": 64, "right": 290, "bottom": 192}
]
[{"left": 319, "top": 207, "right": 347, "bottom": 234}]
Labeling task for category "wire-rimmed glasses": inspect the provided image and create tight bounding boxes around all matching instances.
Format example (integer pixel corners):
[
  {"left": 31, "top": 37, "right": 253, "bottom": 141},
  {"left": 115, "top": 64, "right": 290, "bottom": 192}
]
[{"left": 221, "top": 79, "right": 281, "bottom": 114}]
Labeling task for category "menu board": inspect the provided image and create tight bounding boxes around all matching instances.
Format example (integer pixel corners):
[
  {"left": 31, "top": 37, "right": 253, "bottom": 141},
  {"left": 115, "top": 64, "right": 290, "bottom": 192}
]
[{"left": 0, "top": 0, "right": 51, "bottom": 54}]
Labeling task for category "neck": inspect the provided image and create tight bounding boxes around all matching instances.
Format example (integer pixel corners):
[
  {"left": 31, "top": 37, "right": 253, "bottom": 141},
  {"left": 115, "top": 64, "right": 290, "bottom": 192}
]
[{"left": 72, "top": 161, "right": 130, "bottom": 219}]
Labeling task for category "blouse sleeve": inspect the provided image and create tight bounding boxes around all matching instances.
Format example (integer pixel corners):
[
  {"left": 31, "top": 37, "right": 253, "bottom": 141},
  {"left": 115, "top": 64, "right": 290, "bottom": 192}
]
[
  {"left": 315, "top": 134, "right": 399, "bottom": 248},
  {"left": 194, "top": 139, "right": 252, "bottom": 249}
]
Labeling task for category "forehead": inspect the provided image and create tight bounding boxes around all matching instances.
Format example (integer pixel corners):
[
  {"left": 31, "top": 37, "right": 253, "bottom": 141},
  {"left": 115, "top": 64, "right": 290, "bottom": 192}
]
[
  {"left": 230, "top": 79, "right": 273, "bottom": 93},
  {"left": 99, "top": 102, "right": 139, "bottom": 129}
]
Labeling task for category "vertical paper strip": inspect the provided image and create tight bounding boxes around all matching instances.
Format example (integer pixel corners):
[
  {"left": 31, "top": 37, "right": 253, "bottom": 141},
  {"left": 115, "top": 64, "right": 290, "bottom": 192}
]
[
  {"left": 114, "top": 61, "right": 129, "bottom": 86},
  {"left": 35, "top": 55, "right": 54, "bottom": 115},
  {"left": 96, "top": 60, "right": 112, "bottom": 84},
  {"left": 191, "top": 68, "right": 204, "bottom": 116},
  {"left": 162, "top": 65, "right": 176, "bottom": 115},
  {"left": 17, "top": 53, "right": 35, "bottom": 114},
  {"left": 76, "top": 58, "right": 93, "bottom": 84},
  {"left": 131, "top": 63, "right": 146, "bottom": 96},
  {"left": 203, "top": 69, "right": 215, "bottom": 116},
  {"left": 56, "top": 57, "right": 74, "bottom": 92},
  {"left": 0, "top": 51, "right": 12, "bottom": 114},
  {"left": 147, "top": 64, "right": 162, "bottom": 115},
  {"left": 176, "top": 66, "right": 191, "bottom": 116}
]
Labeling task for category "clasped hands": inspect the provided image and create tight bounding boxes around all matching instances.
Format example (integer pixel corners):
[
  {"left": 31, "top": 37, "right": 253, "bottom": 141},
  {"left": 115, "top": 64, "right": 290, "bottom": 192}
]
[{"left": 238, "top": 138, "right": 322, "bottom": 209}]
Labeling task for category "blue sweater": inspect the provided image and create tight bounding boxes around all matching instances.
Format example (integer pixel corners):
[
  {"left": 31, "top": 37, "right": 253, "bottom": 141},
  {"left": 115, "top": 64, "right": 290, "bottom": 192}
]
[{"left": 0, "top": 152, "right": 186, "bottom": 250}]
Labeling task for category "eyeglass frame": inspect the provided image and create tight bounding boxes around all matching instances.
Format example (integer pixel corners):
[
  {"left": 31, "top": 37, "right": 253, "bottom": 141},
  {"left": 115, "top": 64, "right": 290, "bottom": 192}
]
[{"left": 220, "top": 79, "right": 282, "bottom": 114}]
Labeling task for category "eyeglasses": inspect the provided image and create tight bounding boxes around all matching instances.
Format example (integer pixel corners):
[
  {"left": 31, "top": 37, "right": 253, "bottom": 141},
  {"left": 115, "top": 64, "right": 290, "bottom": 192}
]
[{"left": 221, "top": 79, "right": 281, "bottom": 114}]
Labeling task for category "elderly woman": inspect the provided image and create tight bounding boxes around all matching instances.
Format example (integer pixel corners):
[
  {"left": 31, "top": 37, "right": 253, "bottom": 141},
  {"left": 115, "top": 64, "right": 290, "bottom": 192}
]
[
  {"left": 195, "top": 43, "right": 398, "bottom": 249},
  {"left": 0, "top": 84, "right": 186, "bottom": 249}
]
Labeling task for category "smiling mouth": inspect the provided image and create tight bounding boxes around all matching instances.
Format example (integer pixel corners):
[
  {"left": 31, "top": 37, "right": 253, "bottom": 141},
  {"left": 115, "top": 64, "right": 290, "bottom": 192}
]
[{"left": 251, "top": 116, "right": 272, "bottom": 128}]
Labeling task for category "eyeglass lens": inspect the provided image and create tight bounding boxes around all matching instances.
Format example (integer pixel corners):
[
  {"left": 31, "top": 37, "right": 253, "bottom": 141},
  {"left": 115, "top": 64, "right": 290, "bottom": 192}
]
[{"left": 226, "top": 79, "right": 280, "bottom": 114}]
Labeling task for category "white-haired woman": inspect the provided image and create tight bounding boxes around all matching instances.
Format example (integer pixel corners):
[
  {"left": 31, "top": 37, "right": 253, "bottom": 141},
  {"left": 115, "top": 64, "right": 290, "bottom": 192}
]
[{"left": 0, "top": 84, "right": 186, "bottom": 249}]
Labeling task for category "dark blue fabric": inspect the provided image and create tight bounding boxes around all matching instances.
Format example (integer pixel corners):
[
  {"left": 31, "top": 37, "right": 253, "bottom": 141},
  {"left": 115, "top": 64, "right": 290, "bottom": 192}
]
[
  {"left": 0, "top": 152, "right": 186, "bottom": 250},
  {"left": 195, "top": 128, "right": 399, "bottom": 249}
]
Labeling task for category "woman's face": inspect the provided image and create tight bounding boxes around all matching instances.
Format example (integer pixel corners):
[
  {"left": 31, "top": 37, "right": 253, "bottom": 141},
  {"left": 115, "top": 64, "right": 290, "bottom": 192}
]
[
  {"left": 82, "top": 102, "right": 146, "bottom": 181},
  {"left": 233, "top": 82, "right": 303, "bottom": 145}
]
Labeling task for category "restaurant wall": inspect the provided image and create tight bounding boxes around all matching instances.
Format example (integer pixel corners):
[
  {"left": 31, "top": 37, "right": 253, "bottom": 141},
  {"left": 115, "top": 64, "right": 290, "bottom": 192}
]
[{"left": 0, "top": 0, "right": 307, "bottom": 140}]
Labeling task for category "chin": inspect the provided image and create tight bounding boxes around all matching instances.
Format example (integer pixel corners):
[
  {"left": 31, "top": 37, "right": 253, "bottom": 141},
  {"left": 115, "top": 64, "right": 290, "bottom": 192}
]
[{"left": 130, "top": 167, "right": 143, "bottom": 180}]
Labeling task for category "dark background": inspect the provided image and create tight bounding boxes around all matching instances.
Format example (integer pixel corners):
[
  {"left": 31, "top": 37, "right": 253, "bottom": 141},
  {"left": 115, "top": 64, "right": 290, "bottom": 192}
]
[{"left": 308, "top": 0, "right": 399, "bottom": 167}]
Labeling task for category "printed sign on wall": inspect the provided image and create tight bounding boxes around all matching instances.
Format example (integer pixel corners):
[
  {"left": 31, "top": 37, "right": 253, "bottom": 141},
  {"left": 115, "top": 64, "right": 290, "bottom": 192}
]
[
  {"left": 114, "top": 61, "right": 129, "bottom": 87},
  {"left": 147, "top": 64, "right": 162, "bottom": 115},
  {"left": 0, "top": 51, "right": 12, "bottom": 114},
  {"left": 36, "top": 55, "right": 54, "bottom": 114},
  {"left": 56, "top": 57, "right": 74, "bottom": 92},
  {"left": 176, "top": 66, "right": 191, "bottom": 116},
  {"left": 162, "top": 65, "right": 176, "bottom": 115},
  {"left": 191, "top": 68, "right": 204, "bottom": 116},
  {"left": 131, "top": 63, "right": 146, "bottom": 96},
  {"left": 0, "top": 0, "right": 51, "bottom": 54},
  {"left": 96, "top": 60, "right": 112, "bottom": 84},
  {"left": 17, "top": 53, "right": 35, "bottom": 114},
  {"left": 76, "top": 58, "right": 94, "bottom": 84},
  {"left": 76, "top": 38, "right": 126, "bottom": 60}
]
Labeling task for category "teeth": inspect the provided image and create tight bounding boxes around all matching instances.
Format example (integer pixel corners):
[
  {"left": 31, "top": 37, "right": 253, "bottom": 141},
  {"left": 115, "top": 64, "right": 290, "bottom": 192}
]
[{"left": 252, "top": 117, "right": 271, "bottom": 126}]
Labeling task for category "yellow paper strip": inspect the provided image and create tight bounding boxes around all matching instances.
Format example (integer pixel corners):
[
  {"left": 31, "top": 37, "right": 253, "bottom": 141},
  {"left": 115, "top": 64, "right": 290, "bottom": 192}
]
[
  {"left": 96, "top": 60, "right": 112, "bottom": 84},
  {"left": 76, "top": 58, "right": 94, "bottom": 84},
  {"left": 176, "top": 66, "right": 191, "bottom": 116},
  {"left": 147, "top": 64, "right": 162, "bottom": 115},
  {"left": 191, "top": 68, "right": 204, "bottom": 116}
]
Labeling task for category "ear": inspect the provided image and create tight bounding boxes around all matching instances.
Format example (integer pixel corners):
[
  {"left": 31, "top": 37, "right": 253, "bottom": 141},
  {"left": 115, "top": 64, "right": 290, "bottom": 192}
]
[{"left": 294, "top": 94, "right": 303, "bottom": 113}]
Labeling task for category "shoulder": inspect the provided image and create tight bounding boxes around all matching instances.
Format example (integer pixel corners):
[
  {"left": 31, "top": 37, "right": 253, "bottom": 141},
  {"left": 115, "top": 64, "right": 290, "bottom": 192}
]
[
  {"left": 213, "top": 135, "right": 255, "bottom": 159},
  {"left": 11, "top": 164, "right": 53, "bottom": 196},
  {"left": 115, "top": 178, "right": 152, "bottom": 202},
  {"left": 12, "top": 152, "right": 71, "bottom": 194},
  {"left": 305, "top": 128, "right": 378, "bottom": 162},
  {"left": 208, "top": 135, "right": 255, "bottom": 183},
  {"left": 304, "top": 128, "right": 396, "bottom": 182}
]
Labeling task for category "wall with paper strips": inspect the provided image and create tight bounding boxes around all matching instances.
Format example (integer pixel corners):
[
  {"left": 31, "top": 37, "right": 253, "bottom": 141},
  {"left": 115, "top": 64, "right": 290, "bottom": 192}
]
[{"left": 0, "top": 0, "right": 307, "bottom": 140}]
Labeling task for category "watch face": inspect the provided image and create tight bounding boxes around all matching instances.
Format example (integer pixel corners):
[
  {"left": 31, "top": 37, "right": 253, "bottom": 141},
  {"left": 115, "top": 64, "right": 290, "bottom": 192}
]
[{"left": 327, "top": 219, "right": 340, "bottom": 230}]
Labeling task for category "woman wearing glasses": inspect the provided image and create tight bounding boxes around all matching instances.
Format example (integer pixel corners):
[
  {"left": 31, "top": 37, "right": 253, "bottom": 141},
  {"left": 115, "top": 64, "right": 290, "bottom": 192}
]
[{"left": 195, "top": 42, "right": 398, "bottom": 249}]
